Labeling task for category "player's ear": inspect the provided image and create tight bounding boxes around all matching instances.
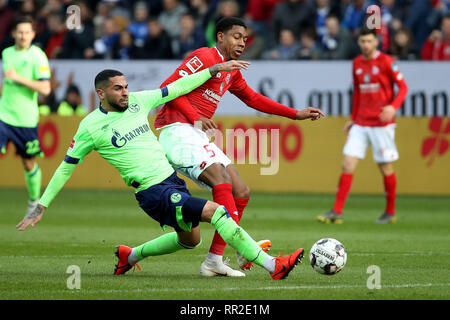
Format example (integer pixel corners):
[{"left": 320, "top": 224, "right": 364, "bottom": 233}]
[
  {"left": 96, "top": 88, "right": 105, "bottom": 100},
  {"left": 217, "top": 31, "right": 224, "bottom": 43}
]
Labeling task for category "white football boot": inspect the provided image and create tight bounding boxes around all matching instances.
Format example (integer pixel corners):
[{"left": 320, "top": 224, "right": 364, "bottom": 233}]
[{"left": 200, "top": 257, "right": 245, "bottom": 277}]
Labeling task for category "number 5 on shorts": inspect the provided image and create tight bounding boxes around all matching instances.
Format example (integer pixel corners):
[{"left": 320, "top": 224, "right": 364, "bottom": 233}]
[{"left": 203, "top": 144, "right": 215, "bottom": 158}]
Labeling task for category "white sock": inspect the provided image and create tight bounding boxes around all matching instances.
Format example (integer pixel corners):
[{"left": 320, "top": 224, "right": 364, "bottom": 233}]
[
  {"left": 127, "top": 248, "right": 140, "bottom": 265},
  {"left": 262, "top": 256, "right": 276, "bottom": 273},
  {"left": 205, "top": 252, "right": 223, "bottom": 264}
]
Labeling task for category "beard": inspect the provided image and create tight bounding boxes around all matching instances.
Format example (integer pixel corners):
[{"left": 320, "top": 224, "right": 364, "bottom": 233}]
[{"left": 109, "top": 101, "right": 128, "bottom": 112}]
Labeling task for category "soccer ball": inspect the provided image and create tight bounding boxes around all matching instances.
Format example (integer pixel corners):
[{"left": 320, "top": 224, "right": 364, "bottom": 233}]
[{"left": 309, "top": 238, "right": 347, "bottom": 275}]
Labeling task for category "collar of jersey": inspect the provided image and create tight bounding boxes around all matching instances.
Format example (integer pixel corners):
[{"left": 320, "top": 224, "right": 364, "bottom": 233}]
[{"left": 99, "top": 104, "right": 108, "bottom": 114}]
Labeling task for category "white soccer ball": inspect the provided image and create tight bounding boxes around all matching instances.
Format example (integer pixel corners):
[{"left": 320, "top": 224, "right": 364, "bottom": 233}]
[{"left": 309, "top": 238, "right": 347, "bottom": 275}]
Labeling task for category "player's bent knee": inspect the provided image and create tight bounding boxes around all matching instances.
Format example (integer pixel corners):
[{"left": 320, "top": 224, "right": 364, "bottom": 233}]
[
  {"left": 234, "top": 185, "right": 250, "bottom": 199},
  {"left": 178, "top": 238, "right": 202, "bottom": 249}
]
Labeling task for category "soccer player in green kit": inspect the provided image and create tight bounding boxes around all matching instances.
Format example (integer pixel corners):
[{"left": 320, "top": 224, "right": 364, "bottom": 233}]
[
  {"left": 16, "top": 61, "right": 305, "bottom": 280},
  {"left": 0, "top": 17, "right": 51, "bottom": 216}
]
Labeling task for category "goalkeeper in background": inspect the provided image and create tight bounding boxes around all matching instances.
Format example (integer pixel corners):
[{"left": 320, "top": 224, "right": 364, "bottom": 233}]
[
  {"left": 0, "top": 17, "right": 51, "bottom": 217},
  {"left": 16, "top": 61, "right": 305, "bottom": 280}
]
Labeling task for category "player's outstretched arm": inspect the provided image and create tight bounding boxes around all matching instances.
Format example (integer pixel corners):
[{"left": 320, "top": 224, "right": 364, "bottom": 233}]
[
  {"left": 16, "top": 161, "right": 77, "bottom": 231},
  {"left": 16, "top": 204, "right": 46, "bottom": 231},
  {"left": 295, "top": 107, "right": 326, "bottom": 121},
  {"left": 4, "top": 68, "right": 51, "bottom": 96}
]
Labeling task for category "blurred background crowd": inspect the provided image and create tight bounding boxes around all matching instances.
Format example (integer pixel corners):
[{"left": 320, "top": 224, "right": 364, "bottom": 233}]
[{"left": 1, "top": 0, "right": 449, "bottom": 62}]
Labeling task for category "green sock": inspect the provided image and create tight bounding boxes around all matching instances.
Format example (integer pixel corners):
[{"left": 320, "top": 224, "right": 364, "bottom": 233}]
[
  {"left": 133, "top": 232, "right": 185, "bottom": 260},
  {"left": 25, "top": 164, "right": 41, "bottom": 201},
  {"left": 211, "top": 206, "right": 270, "bottom": 268}
]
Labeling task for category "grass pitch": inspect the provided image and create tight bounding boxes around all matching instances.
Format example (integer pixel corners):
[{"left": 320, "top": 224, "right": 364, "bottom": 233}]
[{"left": 0, "top": 188, "right": 449, "bottom": 300}]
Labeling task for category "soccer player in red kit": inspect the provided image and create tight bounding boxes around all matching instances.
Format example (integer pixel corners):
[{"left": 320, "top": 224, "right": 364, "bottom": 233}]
[
  {"left": 155, "top": 17, "right": 324, "bottom": 277},
  {"left": 317, "top": 27, "right": 408, "bottom": 225}
]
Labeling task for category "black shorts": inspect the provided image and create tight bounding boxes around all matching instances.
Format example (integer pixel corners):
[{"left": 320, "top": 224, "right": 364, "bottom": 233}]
[
  {"left": 0, "top": 120, "right": 42, "bottom": 158},
  {"left": 135, "top": 172, "right": 207, "bottom": 232}
]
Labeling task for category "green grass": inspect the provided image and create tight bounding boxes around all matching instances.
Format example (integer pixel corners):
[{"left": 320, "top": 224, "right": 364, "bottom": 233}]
[{"left": 0, "top": 188, "right": 449, "bottom": 300}]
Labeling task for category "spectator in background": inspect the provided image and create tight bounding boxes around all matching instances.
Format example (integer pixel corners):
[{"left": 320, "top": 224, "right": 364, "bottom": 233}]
[
  {"left": 39, "top": 0, "right": 65, "bottom": 19},
  {"left": 190, "top": 0, "right": 216, "bottom": 31},
  {"left": 377, "top": 0, "right": 407, "bottom": 53},
  {"left": 0, "top": 0, "right": 15, "bottom": 46},
  {"left": 205, "top": 0, "right": 241, "bottom": 47},
  {"left": 158, "top": 0, "right": 188, "bottom": 39},
  {"left": 298, "top": 27, "right": 320, "bottom": 59},
  {"left": 56, "top": 84, "right": 87, "bottom": 117},
  {"left": 342, "top": 0, "right": 370, "bottom": 39},
  {"left": 421, "top": 14, "right": 450, "bottom": 60},
  {"left": 263, "top": 28, "right": 302, "bottom": 60},
  {"left": 405, "top": 0, "right": 433, "bottom": 51},
  {"left": 59, "top": 1, "right": 96, "bottom": 59},
  {"left": 390, "top": 26, "right": 418, "bottom": 60},
  {"left": 313, "top": 0, "right": 341, "bottom": 42},
  {"left": 140, "top": 18, "right": 173, "bottom": 59},
  {"left": 112, "top": 29, "right": 141, "bottom": 60},
  {"left": 172, "top": 13, "right": 207, "bottom": 59},
  {"left": 271, "top": 0, "right": 316, "bottom": 45},
  {"left": 94, "top": 17, "right": 120, "bottom": 59},
  {"left": 127, "top": 1, "right": 150, "bottom": 48},
  {"left": 93, "top": 1, "right": 112, "bottom": 39},
  {"left": 245, "top": 0, "right": 283, "bottom": 48},
  {"left": 44, "top": 13, "right": 67, "bottom": 59},
  {"left": 317, "top": 15, "right": 356, "bottom": 59},
  {"left": 428, "top": 0, "right": 450, "bottom": 30},
  {"left": 240, "top": 19, "right": 266, "bottom": 60},
  {"left": 19, "top": 0, "right": 37, "bottom": 18}
]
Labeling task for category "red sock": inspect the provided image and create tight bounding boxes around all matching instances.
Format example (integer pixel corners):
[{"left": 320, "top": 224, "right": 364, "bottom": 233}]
[
  {"left": 384, "top": 173, "right": 396, "bottom": 215},
  {"left": 333, "top": 173, "right": 353, "bottom": 214},
  {"left": 234, "top": 198, "right": 249, "bottom": 223},
  {"left": 209, "top": 184, "right": 239, "bottom": 255}
]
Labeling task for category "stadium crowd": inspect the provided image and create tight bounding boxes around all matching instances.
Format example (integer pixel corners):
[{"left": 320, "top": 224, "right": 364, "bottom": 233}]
[{"left": 0, "top": 0, "right": 449, "bottom": 61}]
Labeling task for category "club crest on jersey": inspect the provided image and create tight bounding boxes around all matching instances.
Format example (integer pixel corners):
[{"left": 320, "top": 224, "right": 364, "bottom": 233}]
[
  {"left": 372, "top": 65, "right": 379, "bottom": 75},
  {"left": 128, "top": 103, "right": 140, "bottom": 113},
  {"left": 111, "top": 124, "right": 150, "bottom": 148},
  {"left": 186, "top": 56, "right": 203, "bottom": 73},
  {"left": 170, "top": 192, "right": 182, "bottom": 203}
]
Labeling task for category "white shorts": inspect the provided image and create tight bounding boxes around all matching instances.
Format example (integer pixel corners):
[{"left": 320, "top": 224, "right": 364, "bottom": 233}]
[
  {"left": 158, "top": 124, "right": 231, "bottom": 190},
  {"left": 343, "top": 124, "right": 399, "bottom": 163}
]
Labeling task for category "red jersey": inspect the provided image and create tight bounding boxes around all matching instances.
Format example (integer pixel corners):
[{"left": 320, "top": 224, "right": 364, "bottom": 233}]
[
  {"left": 155, "top": 47, "right": 298, "bottom": 128},
  {"left": 352, "top": 51, "right": 408, "bottom": 127},
  {"left": 420, "top": 38, "right": 450, "bottom": 61}
]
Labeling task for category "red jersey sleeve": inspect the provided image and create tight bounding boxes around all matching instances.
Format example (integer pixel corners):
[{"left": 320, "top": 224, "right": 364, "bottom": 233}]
[
  {"left": 229, "top": 71, "right": 298, "bottom": 120},
  {"left": 384, "top": 56, "right": 408, "bottom": 110}
]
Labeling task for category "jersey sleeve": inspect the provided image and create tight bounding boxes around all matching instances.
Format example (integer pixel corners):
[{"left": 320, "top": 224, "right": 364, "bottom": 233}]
[
  {"left": 33, "top": 49, "right": 51, "bottom": 81},
  {"left": 134, "top": 68, "right": 212, "bottom": 113},
  {"left": 385, "top": 57, "right": 408, "bottom": 110},
  {"left": 65, "top": 123, "right": 95, "bottom": 164},
  {"left": 230, "top": 71, "right": 298, "bottom": 119}
]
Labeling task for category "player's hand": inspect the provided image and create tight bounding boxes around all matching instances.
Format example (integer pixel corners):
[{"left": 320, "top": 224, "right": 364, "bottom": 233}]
[
  {"left": 4, "top": 68, "right": 20, "bottom": 82},
  {"left": 197, "top": 117, "right": 218, "bottom": 132},
  {"left": 16, "top": 204, "right": 46, "bottom": 231},
  {"left": 295, "top": 107, "right": 325, "bottom": 121},
  {"left": 210, "top": 60, "right": 250, "bottom": 75},
  {"left": 379, "top": 105, "right": 396, "bottom": 123},
  {"left": 343, "top": 120, "right": 354, "bottom": 133}
]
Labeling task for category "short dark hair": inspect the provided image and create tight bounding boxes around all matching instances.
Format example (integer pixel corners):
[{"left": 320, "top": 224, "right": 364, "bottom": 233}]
[
  {"left": 94, "top": 69, "right": 124, "bottom": 89},
  {"left": 359, "top": 26, "right": 378, "bottom": 38},
  {"left": 215, "top": 17, "right": 246, "bottom": 40},
  {"left": 12, "top": 16, "right": 34, "bottom": 30}
]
